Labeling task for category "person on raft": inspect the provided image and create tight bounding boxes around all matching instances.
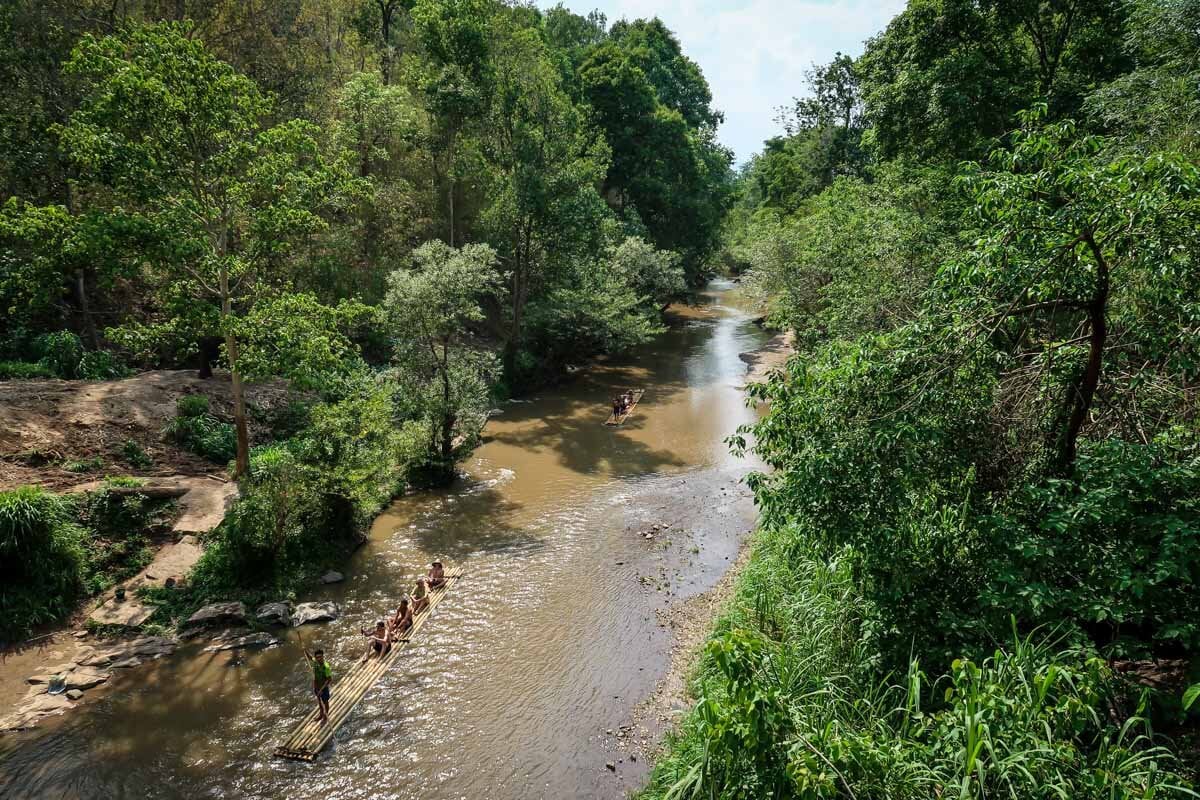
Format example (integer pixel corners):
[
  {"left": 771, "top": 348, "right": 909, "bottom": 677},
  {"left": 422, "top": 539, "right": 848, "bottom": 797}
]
[
  {"left": 303, "top": 646, "right": 333, "bottom": 724},
  {"left": 427, "top": 561, "right": 446, "bottom": 589},
  {"left": 613, "top": 394, "right": 624, "bottom": 417},
  {"left": 360, "top": 620, "right": 392, "bottom": 663},
  {"left": 411, "top": 577, "right": 430, "bottom": 615},
  {"left": 389, "top": 596, "right": 413, "bottom": 637}
]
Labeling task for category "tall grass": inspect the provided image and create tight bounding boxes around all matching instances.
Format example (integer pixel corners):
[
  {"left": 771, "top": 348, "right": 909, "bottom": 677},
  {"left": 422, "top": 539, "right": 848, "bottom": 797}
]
[
  {"left": 0, "top": 486, "right": 85, "bottom": 641},
  {"left": 642, "top": 523, "right": 1196, "bottom": 799}
]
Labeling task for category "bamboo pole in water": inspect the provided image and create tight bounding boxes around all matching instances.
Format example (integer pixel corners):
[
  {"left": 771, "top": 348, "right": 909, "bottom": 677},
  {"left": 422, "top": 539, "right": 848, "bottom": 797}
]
[{"left": 274, "top": 566, "right": 464, "bottom": 761}]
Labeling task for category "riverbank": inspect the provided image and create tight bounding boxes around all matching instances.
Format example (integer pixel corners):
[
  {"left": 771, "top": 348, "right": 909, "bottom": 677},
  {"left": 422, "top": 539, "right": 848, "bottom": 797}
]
[{"left": 624, "top": 325, "right": 794, "bottom": 768}]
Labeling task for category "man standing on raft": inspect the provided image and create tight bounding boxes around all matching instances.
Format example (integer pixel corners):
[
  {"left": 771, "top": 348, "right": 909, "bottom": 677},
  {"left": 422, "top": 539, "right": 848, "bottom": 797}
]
[{"left": 303, "top": 646, "right": 333, "bottom": 724}]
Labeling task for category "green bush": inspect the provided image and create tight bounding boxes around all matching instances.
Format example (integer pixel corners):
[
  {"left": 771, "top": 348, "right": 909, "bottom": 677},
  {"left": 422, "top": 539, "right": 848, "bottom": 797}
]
[
  {"left": 175, "top": 394, "right": 210, "bottom": 418},
  {"left": 76, "top": 485, "right": 165, "bottom": 594},
  {"left": 0, "top": 486, "right": 85, "bottom": 642},
  {"left": 77, "top": 349, "right": 130, "bottom": 380},
  {"left": 164, "top": 397, "right": 236, "bottom": 464},
  {"left": 642, "top": 528, "right": 1195, "bottom": 800},
  {"left": 0, "top": 360, "right": 55, "bottom": 379},
  {"left": 985, "top": 436, "right": 1200, "bottom": 657},
  {"left": 32, "top": 330, "right": 84, "bottom": 378},
  {"left": 121, "top": 438, "right": 153, "bottom": 468}
]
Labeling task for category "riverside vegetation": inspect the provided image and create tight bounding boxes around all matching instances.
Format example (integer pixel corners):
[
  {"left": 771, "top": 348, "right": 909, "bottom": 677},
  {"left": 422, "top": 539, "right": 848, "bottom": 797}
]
[
  {"left": 1, "top": 0, "right": 1198, "bottom": 796},
  {"left": 644, "top": 1, "right": 1200, "bottom": 798},
  {"left": 0, "top": 1, "right": 729, "bottom": 641}
]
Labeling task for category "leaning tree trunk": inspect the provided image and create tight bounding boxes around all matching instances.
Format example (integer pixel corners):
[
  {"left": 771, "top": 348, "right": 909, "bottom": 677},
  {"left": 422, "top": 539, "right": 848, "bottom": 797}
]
[{"left": 1051, "top": 235, "right": 1110, "bottom": 474}]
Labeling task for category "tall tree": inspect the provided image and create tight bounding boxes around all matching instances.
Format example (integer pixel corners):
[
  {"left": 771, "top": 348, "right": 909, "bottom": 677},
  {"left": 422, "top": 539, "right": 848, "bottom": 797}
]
[{"left": 59, "top": 23, "right": 361, "bottom": 477}]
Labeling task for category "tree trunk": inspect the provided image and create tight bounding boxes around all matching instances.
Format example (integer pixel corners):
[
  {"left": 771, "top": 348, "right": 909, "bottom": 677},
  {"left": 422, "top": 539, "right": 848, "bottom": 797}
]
[
  {"left": 218, "top": 259, "right": 251, "bottom": 479},
  {"left": 75, "top": 269, "right": 100, "bottom": 350},
  {"left": 447, "top": 134, "right": 456, "bottom": 247},
  {"left": 1051, "top": 234, "right": 1109, "bottom": 474}
]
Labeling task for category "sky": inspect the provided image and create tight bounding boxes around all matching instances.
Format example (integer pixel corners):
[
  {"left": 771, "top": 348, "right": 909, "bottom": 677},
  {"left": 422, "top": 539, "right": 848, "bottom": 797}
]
[{"left": 537, "top": 0, "right": 907, "bottom": 165}]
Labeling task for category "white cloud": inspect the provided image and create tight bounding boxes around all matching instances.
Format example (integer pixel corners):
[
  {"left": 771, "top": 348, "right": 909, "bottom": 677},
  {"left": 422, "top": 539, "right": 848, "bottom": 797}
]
[{"left": 536, "top": 0, "right": 906, "bottom": 162}]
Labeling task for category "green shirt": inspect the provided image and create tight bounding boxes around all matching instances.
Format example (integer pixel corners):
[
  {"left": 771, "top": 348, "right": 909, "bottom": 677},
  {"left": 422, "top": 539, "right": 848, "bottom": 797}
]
[
  {"left": 312, "top": 660, "right": 332, "bottom": 684},
  {"left": 413, "top": 582, "right": 428, "bottom": 600}
]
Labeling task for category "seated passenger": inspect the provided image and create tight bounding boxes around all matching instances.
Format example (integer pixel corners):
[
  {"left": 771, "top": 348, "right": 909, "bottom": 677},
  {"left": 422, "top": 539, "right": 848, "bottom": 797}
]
[
  {"left": 427, "top": 561, "right": 446, "bottom": 589},
  {"left": 411, "top": 577, "right": 430, "bottom": 615},
  {"left": 389, "top": 597, "right": 413, "bottom": 636},
  {"left": 359, "top": 620, "right": 391, "bottom": 663}
]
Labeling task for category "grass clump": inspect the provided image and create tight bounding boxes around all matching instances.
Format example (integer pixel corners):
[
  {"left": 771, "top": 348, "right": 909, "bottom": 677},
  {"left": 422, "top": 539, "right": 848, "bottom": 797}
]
[
  {"left": 164, "top": 394, "right": 237, "bottom": 464},
  {"left": 0, "top": 486, "right": 85, "bottom": 642}
]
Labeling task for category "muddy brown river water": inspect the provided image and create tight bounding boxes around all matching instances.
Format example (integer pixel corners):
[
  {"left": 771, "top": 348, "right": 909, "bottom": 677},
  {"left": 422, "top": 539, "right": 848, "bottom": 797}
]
[{"left": 0, "top": 280, "right": 769, "bottom": 800}]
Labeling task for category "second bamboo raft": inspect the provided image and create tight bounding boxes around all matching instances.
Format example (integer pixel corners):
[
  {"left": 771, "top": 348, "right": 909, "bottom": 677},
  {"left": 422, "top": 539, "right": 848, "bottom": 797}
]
[
  {"left": 604, "top": 389, "right": 645, "bottom": 426},
  {"left": 273, "top": 566, "right": 464, "bottom": 761}
]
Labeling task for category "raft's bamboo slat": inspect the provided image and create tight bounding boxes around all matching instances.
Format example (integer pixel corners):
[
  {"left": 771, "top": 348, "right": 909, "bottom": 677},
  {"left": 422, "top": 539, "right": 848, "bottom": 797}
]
[
  {"left": 604, "top": 389, "right": 645, "bottom": 426},
  {"left": 273, "top": 566, "right": 464, "bottom": 761}
]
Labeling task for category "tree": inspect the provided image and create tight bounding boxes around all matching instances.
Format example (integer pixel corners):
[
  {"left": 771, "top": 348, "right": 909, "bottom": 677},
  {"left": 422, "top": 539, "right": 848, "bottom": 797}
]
[
  {"left": 478, "top": 12, "right": 611, "bottom": 377},
  {"left": 950, "top": 108, "right": 1200, "bottom": 473},
  {"left": 578, "top": 20, "right": 733, "bottom": 283},
  {"left": 58, "top": 23, "right": 362, "bottom": 477},
  {"left": 412, "top": 0, "right": 494, "bottom": 247},
  {"left": 384, "top": 241, "right": 502, "bottom": 482},
  {"left": 858, "top": 0, "right": 1032, "bottom": 162},
  {"left": 608, "top": 236, "right": 685, "bottom": 312}
]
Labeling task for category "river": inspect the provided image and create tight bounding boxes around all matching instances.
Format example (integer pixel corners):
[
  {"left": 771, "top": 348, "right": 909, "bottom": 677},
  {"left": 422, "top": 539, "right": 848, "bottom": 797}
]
[{"left": 0, "top": 280, "right": 769, "bottom": 800}]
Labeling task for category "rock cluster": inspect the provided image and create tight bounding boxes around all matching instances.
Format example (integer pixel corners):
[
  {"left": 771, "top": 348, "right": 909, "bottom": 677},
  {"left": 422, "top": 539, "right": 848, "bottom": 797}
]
[{"left": 2, "top": 636, "right": 178, "bottom": 731}]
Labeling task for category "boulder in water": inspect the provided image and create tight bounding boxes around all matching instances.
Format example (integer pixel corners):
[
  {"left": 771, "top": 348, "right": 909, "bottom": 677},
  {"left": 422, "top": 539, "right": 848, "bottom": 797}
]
[
  {"left": 184, "top": 601, "right": 247, "bottom": 628},
  {"left": 319, "top": 571, "right": 345, "bottom": 584},
  {"left": 292, "top": 601, "right": 340, "bottom": 626},
  {"left": 62, "top": 667, "right": 110, "bottom": 690},
  {"left": 256, "top": 601, "right": 293, "bottom": 626},
  {"left": 202, "top": 632, "right": 279, "bottom": 652}
]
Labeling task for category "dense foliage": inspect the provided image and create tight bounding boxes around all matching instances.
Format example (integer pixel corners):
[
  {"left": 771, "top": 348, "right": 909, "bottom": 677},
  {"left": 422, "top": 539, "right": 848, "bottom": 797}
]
[
  {"left": 648, "top": 0, "right": 1200, "bottom": 796},
  {"left": 0, "top": 1, "right": 730, "bottom": 630}
]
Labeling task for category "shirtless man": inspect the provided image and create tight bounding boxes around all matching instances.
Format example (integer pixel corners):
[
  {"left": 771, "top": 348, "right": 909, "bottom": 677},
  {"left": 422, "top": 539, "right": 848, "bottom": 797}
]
[
  {"left": 360, "top": 620, "right": 391, "bottom": 663},
  {"left": 427, "top": 561, "right": 446, "bottom": 589},
  {"left": 389, "top": 597, "right": 413, "bottom": 637}
]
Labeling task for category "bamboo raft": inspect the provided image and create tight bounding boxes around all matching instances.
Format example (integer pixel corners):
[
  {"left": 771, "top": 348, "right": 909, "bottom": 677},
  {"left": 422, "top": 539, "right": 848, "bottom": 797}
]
[
  {"left": 604, "top": 389, "right": 645, "bottom": 426},
  {"left": 273, "top": 566, "right": 464, "bottom": 762}
]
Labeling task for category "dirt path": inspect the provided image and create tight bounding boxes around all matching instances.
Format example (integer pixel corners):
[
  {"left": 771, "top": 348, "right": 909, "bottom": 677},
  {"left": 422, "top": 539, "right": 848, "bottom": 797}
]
[{"left": 0, "top": 370, "right": 289, "bottom": 490}]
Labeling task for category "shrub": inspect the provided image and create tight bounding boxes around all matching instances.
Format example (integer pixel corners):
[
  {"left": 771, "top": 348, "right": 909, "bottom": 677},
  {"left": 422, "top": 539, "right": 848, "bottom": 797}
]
[
  {"left": 176, "top": 394, "right": 210, "bottom": 418},
  {"left": 120, "top": 438, "right": 153, "bottom": 468},
  {"left": 164, "top": 396, "right": 236, "bottom": 464},
  {"left": 77, "top": 349, "right": 130, "bottom": 380},
  {"left": 984, "top": 435, "right": 1200, "bottom": 657},
  {"left": 76, "top": 484, "right": 166, "bottom": 594},
  {"left": 0, "top": 486, "right": 85, "bottom": 641},
  {"left": 32, "top": 330, "right": 84, "bottom": 379},
  {"left": 642, "top": 528, "right": 1195, "bottom": 800},
  {"left": 0, "top": 360, "right": 55, "bottom": 379}
]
